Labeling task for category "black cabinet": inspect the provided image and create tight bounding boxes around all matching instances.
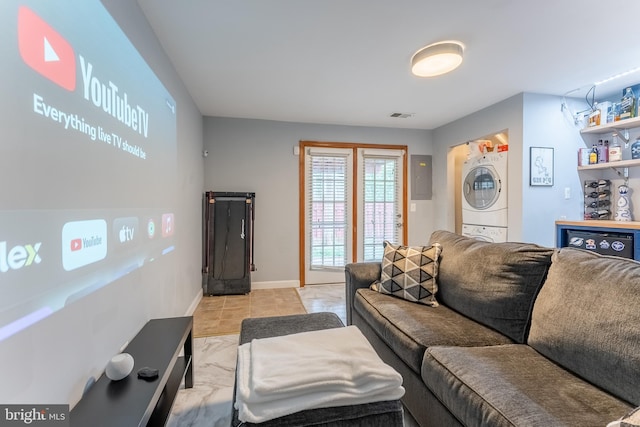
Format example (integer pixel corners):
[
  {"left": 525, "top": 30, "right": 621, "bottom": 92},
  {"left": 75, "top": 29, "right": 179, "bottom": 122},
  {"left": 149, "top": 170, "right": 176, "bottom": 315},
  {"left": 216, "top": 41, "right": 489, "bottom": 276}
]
[
  {"left": 202, "top": 192, "right": 255, "bottom": 295},
  {"left": 556, "top": 220, "right": 640, "bottom": 260}
]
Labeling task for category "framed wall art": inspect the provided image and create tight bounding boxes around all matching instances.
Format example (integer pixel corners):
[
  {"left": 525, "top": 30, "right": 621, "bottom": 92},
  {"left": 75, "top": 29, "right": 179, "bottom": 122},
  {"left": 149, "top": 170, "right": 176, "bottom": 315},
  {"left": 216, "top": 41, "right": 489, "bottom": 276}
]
[{"left": 530, "top": 147, "right": 554, "bottom": 186}]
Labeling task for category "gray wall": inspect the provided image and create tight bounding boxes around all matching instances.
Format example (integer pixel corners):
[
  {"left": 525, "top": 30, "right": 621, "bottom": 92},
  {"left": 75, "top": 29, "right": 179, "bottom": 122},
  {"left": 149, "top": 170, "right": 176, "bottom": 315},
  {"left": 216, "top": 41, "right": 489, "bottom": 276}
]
[
  {"left": 203, "top": 117, "right": 432, "bottom": 283},
  {"left": 521, "top": 93, "right": 584, "bottom": 245},
  {"left": 103, "top": 0, "right": 204, "bottom": 319},
  {"left": 432, "top": 94, "right": 525, "bottom": 240},
  {"left": 432, "top": 92, "right": 606, "bottom": 247},
  {"left": 0, "top": 0, "right": 204, "bottom": 407}
]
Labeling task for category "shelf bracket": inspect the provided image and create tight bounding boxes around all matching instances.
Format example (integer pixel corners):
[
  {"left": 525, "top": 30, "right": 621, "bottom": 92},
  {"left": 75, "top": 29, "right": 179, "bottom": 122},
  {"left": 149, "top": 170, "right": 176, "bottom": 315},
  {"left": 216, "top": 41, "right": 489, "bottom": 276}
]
[
  {"left": 613, "top": 128, "right": 630, "bottom": 144},
  {"left": 610, "top": 165, "right": 630, "bottom": 185}
]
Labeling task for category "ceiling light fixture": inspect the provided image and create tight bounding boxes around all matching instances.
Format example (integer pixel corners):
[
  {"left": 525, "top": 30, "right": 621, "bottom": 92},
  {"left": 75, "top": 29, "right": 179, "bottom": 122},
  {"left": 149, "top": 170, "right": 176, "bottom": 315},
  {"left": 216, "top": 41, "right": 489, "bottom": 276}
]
[{"left": 411, "top": 41, "right": 464, "bottom": 77}]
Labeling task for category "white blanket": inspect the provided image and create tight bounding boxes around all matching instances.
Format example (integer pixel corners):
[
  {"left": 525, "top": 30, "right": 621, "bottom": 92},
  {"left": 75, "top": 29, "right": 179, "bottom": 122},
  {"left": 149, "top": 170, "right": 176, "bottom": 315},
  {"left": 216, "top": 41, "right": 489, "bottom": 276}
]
[{"left": 235, "top": 325, "right": 405, "bottom": 423}]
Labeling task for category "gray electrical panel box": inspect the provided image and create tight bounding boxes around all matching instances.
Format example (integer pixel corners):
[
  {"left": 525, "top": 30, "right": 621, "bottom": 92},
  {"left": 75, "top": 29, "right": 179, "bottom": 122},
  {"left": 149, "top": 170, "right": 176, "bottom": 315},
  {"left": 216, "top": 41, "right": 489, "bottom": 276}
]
[{"left": 410, "top": 155, "right": 432, "bottom": 200}]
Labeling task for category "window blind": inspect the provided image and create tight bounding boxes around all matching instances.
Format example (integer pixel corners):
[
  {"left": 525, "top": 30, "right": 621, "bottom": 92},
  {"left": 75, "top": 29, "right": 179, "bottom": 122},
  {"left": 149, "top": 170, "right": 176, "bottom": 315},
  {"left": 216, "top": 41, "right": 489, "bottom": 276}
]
[
  {"left": 362, "top": 153, "right": 400, "bottom": 262},
  {"left": 307, "top": 151, "right": 348, "bottom": 269}
]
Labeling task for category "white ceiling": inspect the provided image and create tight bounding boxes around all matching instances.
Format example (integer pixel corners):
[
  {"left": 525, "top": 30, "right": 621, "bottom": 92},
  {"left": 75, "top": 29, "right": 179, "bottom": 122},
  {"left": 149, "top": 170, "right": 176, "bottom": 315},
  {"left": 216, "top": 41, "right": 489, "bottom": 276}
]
[{"left": 137, "top": 0, "right": 640, "bottom": 130}]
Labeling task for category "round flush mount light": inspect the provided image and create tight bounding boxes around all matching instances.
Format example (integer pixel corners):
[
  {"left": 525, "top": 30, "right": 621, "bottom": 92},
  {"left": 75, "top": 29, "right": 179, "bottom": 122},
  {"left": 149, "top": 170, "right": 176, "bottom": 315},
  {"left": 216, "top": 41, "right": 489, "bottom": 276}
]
[{"left": 411, "top": 41, "right": 464, "bottom": 77}]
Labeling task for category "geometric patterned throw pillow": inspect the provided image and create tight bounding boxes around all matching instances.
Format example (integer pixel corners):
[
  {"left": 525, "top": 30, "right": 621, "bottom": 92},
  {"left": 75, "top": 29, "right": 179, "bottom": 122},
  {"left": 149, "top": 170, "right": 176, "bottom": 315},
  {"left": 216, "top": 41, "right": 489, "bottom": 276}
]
[{"left": 370, "top": 241, "right": 442, "bottom": 307}]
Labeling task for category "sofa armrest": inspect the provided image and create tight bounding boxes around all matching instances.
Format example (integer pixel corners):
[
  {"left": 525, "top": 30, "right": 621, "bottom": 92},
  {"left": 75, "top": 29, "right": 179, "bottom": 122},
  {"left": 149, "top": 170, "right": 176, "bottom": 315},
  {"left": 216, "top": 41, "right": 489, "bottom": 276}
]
[{"left": 345, "top": 262, "right": 381, "bottom": 325}]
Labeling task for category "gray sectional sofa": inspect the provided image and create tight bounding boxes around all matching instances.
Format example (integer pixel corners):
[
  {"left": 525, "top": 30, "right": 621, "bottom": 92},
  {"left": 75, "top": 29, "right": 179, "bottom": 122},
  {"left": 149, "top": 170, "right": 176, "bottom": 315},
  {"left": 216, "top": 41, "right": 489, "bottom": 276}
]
[{"left": 345, "top": 230, "right": 640, "bottom": 426}]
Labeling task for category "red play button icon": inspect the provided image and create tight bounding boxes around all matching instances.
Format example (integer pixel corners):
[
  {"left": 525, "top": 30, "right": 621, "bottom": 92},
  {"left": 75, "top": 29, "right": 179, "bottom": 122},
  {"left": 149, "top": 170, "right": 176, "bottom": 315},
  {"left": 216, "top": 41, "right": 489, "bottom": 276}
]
[
  {"left": 18, "top": 6, "right": 76, "bottom": 91},
  {"left": 70, "top": 239, "right": 82, "bottom": 252}
]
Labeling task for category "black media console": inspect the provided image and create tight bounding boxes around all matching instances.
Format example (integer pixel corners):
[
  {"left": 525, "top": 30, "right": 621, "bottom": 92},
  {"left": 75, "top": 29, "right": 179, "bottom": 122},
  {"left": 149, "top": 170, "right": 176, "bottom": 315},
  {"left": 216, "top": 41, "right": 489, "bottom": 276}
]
[{"left": 70, "top": 316, "right": 193, "bottom": 427}]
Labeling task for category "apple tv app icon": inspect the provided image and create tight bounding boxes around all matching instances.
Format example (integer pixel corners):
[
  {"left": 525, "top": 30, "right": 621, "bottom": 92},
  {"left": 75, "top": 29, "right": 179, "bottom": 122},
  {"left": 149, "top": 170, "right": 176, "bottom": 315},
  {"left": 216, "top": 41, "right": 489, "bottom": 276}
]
[{"left": 113, "top": 217, "right": 139, "bottom": 247}]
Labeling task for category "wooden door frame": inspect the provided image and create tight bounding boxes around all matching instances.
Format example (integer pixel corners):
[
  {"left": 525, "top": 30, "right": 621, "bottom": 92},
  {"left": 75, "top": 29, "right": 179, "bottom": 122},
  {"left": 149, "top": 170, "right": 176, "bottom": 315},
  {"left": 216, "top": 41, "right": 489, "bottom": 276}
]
[{"left": 298, "top": 140, "right": 409, "bottom": 287}]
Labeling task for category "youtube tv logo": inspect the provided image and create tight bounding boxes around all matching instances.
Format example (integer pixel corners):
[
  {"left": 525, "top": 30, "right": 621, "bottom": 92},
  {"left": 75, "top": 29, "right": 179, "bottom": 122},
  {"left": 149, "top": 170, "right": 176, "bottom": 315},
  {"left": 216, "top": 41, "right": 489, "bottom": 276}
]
[{"left": 18, "top": 6, "right": 76, "bottom": 91}]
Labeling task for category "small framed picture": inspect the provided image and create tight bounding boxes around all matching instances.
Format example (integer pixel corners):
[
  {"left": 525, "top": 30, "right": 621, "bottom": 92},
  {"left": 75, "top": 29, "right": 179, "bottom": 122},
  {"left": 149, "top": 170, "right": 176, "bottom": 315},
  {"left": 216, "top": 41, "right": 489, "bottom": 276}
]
[{"left": 530, "top": 147, "right": 554, "bottom": 186}]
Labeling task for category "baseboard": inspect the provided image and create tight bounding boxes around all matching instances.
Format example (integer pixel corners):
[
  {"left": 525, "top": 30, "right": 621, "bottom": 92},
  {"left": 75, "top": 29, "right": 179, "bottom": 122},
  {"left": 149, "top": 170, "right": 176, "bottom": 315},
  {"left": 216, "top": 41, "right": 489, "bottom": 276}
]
[
  {"left": 185, "top": 289, "right": 203, "bottom": 315},
  {"left": 251, "top": 280, "right": 300, "bottom": 289}
]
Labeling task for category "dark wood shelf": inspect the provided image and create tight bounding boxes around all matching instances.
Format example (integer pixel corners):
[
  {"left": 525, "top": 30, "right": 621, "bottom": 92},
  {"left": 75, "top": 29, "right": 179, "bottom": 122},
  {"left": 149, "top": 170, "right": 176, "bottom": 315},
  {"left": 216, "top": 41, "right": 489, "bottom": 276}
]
[
  {"left": 147, "top": 355, "right": 192, "bottom": 427},
  {"left": 70, "top": 316, "right": 193, "bottom": 427}
]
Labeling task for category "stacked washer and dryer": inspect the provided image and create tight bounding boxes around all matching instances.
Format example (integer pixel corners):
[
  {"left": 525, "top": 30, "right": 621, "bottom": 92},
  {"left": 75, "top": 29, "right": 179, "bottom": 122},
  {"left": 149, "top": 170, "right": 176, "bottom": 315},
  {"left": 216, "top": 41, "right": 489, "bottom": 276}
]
[{"left": 461, "top": 151, "right": 508, "bottom": 243}]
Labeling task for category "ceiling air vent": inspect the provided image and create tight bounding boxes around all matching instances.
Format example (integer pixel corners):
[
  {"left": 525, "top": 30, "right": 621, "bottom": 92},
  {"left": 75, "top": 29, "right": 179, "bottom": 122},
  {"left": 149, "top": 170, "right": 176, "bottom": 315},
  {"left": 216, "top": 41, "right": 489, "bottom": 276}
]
[{"left": 389, "top": 112, "right": 414, "bottom": 118}]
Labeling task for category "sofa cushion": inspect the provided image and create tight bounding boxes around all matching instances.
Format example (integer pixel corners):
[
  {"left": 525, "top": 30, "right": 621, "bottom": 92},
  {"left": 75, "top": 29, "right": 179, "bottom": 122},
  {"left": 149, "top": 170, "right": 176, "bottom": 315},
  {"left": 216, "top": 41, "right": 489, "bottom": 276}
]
[
  {"left": 428, "top": 230, "right": 553, "bottom": 343},
  {"left": 370, "top": 241, "right": 441, "bottom": 307},
  {"left": 422, "top": 344, "right": 633, "bottom": 427},
  {"left": 528, "top": 248, "right": 640, "bottom": 406},
  {"left": 353, "top": 288, "right": 512, "bottom": 374}
]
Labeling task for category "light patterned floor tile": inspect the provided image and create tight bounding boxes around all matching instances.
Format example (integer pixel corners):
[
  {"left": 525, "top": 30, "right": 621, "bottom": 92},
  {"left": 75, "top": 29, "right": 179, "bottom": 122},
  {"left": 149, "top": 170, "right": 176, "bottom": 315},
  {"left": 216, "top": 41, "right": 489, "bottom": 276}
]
[{"left": 168, "top": 284, "right": 417, "bottom": 426}]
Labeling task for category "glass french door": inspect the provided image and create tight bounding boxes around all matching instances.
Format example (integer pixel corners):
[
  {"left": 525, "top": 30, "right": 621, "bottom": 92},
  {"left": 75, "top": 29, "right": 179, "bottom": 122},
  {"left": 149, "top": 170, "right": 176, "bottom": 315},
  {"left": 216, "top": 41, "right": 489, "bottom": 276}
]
[
  {"left": 357, "top": 148, "right": 405, "bottom": 262},
  {"left": 304, "top": 147, "right": 353, "bottom": 285},
  {"left": 301, "top": 143, "right": 407, "bottom": 286}
]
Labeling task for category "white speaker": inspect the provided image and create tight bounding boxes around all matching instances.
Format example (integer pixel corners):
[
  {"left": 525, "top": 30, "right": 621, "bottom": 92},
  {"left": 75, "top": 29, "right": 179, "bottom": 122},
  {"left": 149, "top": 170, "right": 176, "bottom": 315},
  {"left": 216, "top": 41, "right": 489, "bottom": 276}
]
[{"left": 105, "top": 353, "right": 134, "bottom": 381}]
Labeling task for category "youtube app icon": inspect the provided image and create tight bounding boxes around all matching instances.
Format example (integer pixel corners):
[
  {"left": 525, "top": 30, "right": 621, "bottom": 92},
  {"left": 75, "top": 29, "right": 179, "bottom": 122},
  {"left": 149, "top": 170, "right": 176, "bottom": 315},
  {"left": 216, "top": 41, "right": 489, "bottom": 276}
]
[
  {"left": 62, "top": 219, "right": 107, "bottom": 271},
  {"left": 70, "top": 239, "right": 82, "bottom": 252},
  {"left": 18, "top": 6, "right": 76, "bottom": 91}
]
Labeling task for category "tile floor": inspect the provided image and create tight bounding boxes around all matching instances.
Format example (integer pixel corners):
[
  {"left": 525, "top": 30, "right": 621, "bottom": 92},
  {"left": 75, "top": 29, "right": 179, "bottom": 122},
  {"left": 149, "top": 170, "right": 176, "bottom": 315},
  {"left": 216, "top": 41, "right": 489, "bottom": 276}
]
[
  {"left": 193, "top": 288, "right": 307, "bottom": 337},
  {"left": 296, "top": 283, "right": 347, "bottom": 325},
  {"left": 167, "top": 283, "right": 417, "bottom": 427}
]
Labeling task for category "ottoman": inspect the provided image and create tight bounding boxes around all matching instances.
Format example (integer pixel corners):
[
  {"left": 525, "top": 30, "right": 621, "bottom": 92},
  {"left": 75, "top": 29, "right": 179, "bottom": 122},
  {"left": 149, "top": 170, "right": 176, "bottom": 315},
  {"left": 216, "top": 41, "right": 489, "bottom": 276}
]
[{"left": 231, "top": 312, "right": 404, "bottom": 427}]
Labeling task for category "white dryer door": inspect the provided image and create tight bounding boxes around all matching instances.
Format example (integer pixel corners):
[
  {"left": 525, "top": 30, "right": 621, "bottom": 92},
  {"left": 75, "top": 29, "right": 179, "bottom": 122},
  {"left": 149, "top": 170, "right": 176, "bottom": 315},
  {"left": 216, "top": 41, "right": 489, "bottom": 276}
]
[{"left": 463, "top": 165, "right": 501, "bottom": 210}]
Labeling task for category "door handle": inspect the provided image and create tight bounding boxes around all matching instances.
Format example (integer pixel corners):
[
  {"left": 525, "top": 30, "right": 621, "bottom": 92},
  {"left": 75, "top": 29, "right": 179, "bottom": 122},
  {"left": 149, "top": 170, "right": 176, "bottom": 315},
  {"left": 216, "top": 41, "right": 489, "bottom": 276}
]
[{"left": 241, "top": 219, "right": 245, "bottom": 239}]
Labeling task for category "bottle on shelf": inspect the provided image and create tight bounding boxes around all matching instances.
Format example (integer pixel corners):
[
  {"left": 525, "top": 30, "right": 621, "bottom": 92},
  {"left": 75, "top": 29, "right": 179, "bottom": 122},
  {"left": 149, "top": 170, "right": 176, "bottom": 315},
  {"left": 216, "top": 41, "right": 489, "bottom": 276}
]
[
  {"left": 609, "top": 137, "right": 622, "bottom": 161},
  {"left": 619, "top": 87, "right": 636, "bottom": 120},
  {"left": 608, "top": 103, "right": 619, "bottom": 123},
  {"left": 585, "top": 189, "right": 611, "bottom": 198},
  {"left": 589, "top": 144, "right": 599, "bottom": 164},
  {"left": 614, "top": 184, "right": 633, "bottom": 221},
  {"left": 597, "top": 139, "right": 609, "bottom": 163},
  {"left": 589, "top": 209, "right": 611, "bottom": 219},
  {"left": 588, "top": 105, "right": 601, "bottom": 127},
  {"left": 587, "top": 200, "right": 611, "bottom": 208},
  {"left": 596, "top": 140, "right": 602, "bottom": 163},
  {"left": 585, "top": 179, "right": 610, "bottom": 188},
  {"left": 633, "top": 137, "right": 640, "bottom": 160}
]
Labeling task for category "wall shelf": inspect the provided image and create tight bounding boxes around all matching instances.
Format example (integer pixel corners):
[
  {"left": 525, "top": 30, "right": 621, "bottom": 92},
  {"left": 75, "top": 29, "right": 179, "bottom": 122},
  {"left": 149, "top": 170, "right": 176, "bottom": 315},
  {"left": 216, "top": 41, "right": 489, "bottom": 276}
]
[
  {"left": 580, "top": 116, "right": 640, "bottom": 135},
  {"left": 578, "top": 158, "right": 640, "bottom": 171}
]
